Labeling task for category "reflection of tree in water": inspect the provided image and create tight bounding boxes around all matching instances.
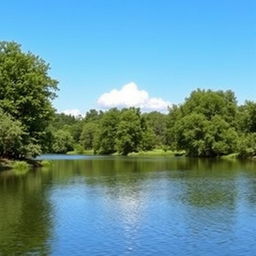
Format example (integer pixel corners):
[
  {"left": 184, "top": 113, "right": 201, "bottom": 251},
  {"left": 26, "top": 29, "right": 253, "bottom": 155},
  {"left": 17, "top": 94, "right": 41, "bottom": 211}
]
[
  {"left": 0, "top": 156, "right": 256, "bottom": 255},
  {"left": 174, "top": 159, "right": 256, "bottom": 209},
  {"left": 47, "top": 157, "right": 256, "bottom": 194},
  {"left": 0, "top": 171, "right": 53, "bottom": 256},
  {"left": 164, "top": 158, "right": 239, "bottom": 208}
]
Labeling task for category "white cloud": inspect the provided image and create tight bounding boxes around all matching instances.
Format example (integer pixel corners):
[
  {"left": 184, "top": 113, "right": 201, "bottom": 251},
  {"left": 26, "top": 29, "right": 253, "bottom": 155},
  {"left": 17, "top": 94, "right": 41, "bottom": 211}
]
[
  {"left": 97, "top": 82, "right": 171, "bottom": 112},
  {"left": 61, "top": 109, "right": 82, "bottom": 117}
]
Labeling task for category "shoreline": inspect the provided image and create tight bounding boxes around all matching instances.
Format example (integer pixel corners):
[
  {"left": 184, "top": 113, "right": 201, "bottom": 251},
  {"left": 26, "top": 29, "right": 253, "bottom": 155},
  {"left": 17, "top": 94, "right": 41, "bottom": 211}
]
[
  {"left": 0, "top": 158, "right": 43, "bottom": 171},
  {"left": 1, "top": 151, "right": 255, "bottom": 172}
]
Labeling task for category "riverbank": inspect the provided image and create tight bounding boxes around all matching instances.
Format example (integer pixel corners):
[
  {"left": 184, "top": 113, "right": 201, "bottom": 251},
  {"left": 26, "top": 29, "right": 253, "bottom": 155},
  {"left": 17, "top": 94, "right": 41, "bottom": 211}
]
[
  {"left": 127, "top": 149, "right": 185, "bottom": 157},
  {"left": 66, "top": 149, "right": 185, "bottom": 157},
  {"left": 67, "top": 149, "right": 94, "bottom": 155},
  {"left": 0, "top": 158, "right": 45, "bottom": 171},
  {"left": 66, "top": 149, "right": 255, "bottom": 159}
]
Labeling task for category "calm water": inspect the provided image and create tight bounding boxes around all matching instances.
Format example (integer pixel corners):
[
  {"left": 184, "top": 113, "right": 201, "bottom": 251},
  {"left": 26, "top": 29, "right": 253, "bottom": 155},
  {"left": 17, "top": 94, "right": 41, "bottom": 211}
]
[{"left": 0, "top": 155, "right": 256, "bottom": 256}]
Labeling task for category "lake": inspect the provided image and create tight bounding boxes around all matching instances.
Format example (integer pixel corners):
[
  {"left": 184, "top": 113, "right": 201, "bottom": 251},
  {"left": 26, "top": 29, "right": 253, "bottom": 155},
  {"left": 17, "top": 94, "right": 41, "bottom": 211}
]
[{"left": 0, "top": 155, "right": 256, "bottom": 256}]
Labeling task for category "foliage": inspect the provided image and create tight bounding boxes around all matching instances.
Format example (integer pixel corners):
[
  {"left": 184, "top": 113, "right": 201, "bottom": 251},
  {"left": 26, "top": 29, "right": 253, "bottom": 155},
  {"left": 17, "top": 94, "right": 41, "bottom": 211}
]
[
  {"left": 0, "top": 43, "right": 255, "bottom": 161},
  {"left": 46, "top": 89, "right": 256, "bottom": 159},
  {"left": 0, "top": 109, "right": 25, "bottom": 158},
  {"left": 80, "top": 122, "right": 99, "bottom": 149},
  {"left": 73, "top": 144, "right": 86, "bottom": 154},
  {"left": 238, "top": 101, "right": 256, "bottom": 133},
  {"left": 51, "top": 113, "right": 78, "bottom": 130},
  {"left": 237, "top": 133, "right": 256, "bottom": 158},
  {"left": 115, "top": 108, "right": 145, "bottom": 155},
  {"left": 52, "top": 130, "right": 74, "bottom": 153},
  {"left": 169, "top": 90, "right": 239, "bottom": 157},
  {"left": 143, "top": 111, "right": 168, "bottom": 146},
  {"left": 141, "top": 128, "right": 157, "bottom": 151},
  {"left": 12, "top": 161, "right": 30, "bottom": 170},
  {"left": 41, "top": 160, "right": 52, "bottom": 167},
  {"left": 84, "top": 109, "right": 103, "bottom": 122},
  {"left": 0, "top": 41, "right": 58, "bottom": 158},
  {"left": 94, "top": 108, "right": 120, "bottom": 154}
]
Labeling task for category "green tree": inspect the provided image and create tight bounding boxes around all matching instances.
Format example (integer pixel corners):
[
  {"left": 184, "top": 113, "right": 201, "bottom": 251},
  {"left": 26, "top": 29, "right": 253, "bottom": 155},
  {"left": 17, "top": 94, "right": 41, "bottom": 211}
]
[
  {"left": 52, "top": 130, "right": 74, "bottom": 154},
  {"left": 0, "top": 41, "right": 58, "bottom": 157},
  {"left": 181, "top": 89, "right": 237, "bottom": 124},
  {"left": 141, "top": 127, "right": 156, "bottom": 151},
  {"left": 168, "top": 89, "right": 239, "bottom": 157},
  {"left": 238, "top": 101, "right": 256, "bottom": 133},
  {"left": 94, "top": 108, "right": 120, "bottom": 154},
  {"left": 115, "top": 108, "right": 144, "bottom": 155},
  {"left": 80, "top": 122, "right": 99, "bottom": 149},
  {"left": 51, "top": 113, "right": 77, "bottom": 130},
  {"left": 84, "top": 109, "right": 103, "bottom": 122},
  {"left": 0, "top": 109, "right": 25, "bottom": 158},
  {"left": 143, "top": 111, "right": 168, "bottom": 146},
  {"left": 237, "top": 133, "right": 256, "bottom": 158}
]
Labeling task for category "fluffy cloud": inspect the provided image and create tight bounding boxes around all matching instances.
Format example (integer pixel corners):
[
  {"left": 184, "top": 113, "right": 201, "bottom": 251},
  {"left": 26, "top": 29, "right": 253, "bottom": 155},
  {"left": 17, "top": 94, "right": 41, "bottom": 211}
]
[
  {"left": 61, "top": 109, "right": 82, "bottom": 117},
  {"left": 97, "top": 82, "right": 171, "bottom": 112}
]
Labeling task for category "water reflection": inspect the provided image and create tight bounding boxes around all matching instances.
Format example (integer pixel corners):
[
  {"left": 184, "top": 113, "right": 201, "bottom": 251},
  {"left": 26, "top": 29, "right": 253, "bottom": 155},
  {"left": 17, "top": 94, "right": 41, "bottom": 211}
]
[
  {"left": 0, "top": 171, "right": 53, "bottom": 255},
  {"left": 0, "top": 156, "right": 256, "bottom": 255}
]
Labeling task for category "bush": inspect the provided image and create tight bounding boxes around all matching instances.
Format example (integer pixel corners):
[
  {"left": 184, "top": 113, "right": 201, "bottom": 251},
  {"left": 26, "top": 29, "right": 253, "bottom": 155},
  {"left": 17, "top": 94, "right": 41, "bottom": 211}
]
[
  {"left": 41, "top": 160, "right": 52, "bottom": 167},
  {"left": 12, "top": 161, "right": 30, "bottom": 171},
  {"left": 237, "top": 133, "right": 256, "bottom": 158},
  {"left": 73, "top": 144, "right": 85, "bottom": 154}
]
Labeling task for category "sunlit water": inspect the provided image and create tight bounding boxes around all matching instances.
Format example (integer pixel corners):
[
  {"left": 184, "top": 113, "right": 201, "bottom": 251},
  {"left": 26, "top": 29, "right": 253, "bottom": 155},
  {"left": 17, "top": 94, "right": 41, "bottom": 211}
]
[{"left": 0, "top": 155, "right": 256, "bottom": 256}]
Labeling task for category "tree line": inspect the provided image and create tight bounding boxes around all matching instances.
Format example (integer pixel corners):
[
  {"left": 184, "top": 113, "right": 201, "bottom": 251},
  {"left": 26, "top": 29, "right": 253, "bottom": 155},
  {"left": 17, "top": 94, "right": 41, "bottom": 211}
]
[{"left": 0, "top": 41, "right": 256, "bottom": 159}]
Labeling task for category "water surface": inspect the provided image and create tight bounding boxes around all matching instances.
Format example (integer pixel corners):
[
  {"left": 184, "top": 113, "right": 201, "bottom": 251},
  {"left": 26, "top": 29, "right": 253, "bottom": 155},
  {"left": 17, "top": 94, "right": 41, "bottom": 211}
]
[{"left": 0, "top": 155, "right": 256, "bottom": 255}]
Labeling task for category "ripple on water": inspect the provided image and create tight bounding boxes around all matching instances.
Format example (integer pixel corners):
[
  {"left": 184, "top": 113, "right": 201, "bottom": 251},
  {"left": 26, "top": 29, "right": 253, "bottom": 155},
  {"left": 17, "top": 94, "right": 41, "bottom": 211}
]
[{"left": 0, "top": 156, "right": 256, "bottom": 255}]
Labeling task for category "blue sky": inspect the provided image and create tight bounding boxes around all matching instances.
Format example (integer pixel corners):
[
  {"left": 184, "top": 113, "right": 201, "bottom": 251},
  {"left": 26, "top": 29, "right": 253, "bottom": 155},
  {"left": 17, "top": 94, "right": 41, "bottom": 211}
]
[{"left": 1, "top": 0, "right": 255, "bottom": 114}]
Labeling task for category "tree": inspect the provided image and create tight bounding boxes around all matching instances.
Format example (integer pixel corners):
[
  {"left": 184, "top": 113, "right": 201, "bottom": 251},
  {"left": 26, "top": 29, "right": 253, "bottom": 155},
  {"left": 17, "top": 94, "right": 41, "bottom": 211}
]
[
  {"left": 80, "top": 122, "right": 99, "bottom": 149},
  {"left": 0, "top": 41, "right": 58, "bottom": 158},
  {"left": 238, "top": 101, "right": 256, "bottom": 133},
  {"left": 168, "top": 89, "right": 239, "bottom": 157},
  {"left": 51, "top": 113, "right": 77, "bottom": 130},
  {"left": 143, "top": 111, "right": 168, "bottom": 146},
  {"left": 236, "top": 101, "right": 256, "bottom": 158},
  {"left": 141, "top": 127, "right": 156, "bottom": 151},
  {"left": 93, "top": 108, "right": 120, "bottom": 154},
  {"left": 237, "top": 133, "right": 256, "bottom": 158},
  {"left": 0, "top": 109, "right": 25, "bottom": 158},
  {"left": 181, "top": 89, "right": 237, "bottom": 124},
  {"left": 84, "top": 109, "right": 103, "bottom": 122},
  {"left": 115, "top": 108, "right": 144, "bottom": 155},
  {"left": 52, "top": 130, "right": 74, "bottom": 154}
]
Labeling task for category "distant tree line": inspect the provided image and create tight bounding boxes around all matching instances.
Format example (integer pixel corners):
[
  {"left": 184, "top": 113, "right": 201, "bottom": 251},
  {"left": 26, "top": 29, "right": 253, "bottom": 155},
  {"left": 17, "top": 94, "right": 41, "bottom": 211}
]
[
  {"left": 1, "top": 41, "right": 256, "bottom": 159},
  {"left": 48, "top": 90, "right": 256, "bottom": 158},
  {"left": 48, "top": 108, "right": 165, "bottom": 155}
]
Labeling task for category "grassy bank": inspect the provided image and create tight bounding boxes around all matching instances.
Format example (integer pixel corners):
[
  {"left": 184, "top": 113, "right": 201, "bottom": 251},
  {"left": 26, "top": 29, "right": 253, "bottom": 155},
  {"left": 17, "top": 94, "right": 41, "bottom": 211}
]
[
  {"left": 0, "top": 159, "right": 30, "bottom": 173},
  {"left": 66, "top": 149, "right": 185, "bottom": 157},
  {"left": 0, "top": 158, "right": 14, "bottom": 170},
  {"left": 220, "top": 153, "right": 239, "bottom": 160},
  {"left": 220, "top": 153, "right": 256, "bottom": 160},
  {"left": 0, "top": 158, "right": 43, "bottom": 171},
  {"left": 67, "top": 149, "right": 94, "bottom": 155},
  {"left": 128, "top": 149, "right": 185, "bottom": 157}
]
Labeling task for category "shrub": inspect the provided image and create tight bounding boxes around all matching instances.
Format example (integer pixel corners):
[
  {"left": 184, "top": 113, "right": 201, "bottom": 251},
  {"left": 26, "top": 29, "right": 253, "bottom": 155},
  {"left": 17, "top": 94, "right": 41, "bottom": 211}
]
[{"left": 12, "top": 161, "right": 30, "bottom": 171}]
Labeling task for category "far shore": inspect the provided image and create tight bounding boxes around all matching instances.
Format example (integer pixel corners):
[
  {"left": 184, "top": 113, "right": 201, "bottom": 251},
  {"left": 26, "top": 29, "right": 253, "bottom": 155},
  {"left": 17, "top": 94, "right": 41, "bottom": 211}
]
[{"left": 1, "top": 150, "right": 255, "bottom": 172}]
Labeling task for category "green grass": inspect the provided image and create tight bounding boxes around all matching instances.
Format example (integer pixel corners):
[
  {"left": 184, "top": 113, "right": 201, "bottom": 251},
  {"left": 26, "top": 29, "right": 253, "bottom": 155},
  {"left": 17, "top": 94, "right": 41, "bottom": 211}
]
[
  {"left": 128, "top": 149, "right": 185, "bottom": 157},
  {"left": 12, "top": 161, "right": 30, "bottom": 174},
  {"left": 220, "top": 153, "right": 239, "bottom": 160},
  {"left": 0, "top": 158, "right": 39, "bottom": 172},
  {"left": 12, "top": 161, "right": 30, "bottom": 169},
  {"left": 67, "top": 149, "right": 94, "bottom": 155},
  {"left": 41, "top": 160, "right": 52, "bottom": 167}
]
